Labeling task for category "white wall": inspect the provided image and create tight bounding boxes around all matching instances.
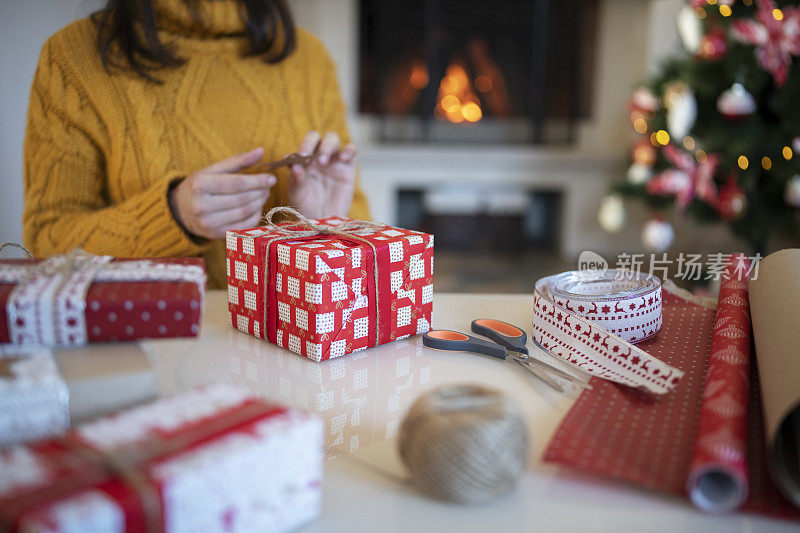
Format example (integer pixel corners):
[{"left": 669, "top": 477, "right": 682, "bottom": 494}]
[{"left": 0, "top": 0, "right": 104, "bottom": 247}]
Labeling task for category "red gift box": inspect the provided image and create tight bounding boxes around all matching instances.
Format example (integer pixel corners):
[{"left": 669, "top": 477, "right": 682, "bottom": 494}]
[
  {"left": 226, "top": 216, "right": 434, "bottom": 362},
  {"left": 0, "top": 253, "right": 205, "bottom": 346}
]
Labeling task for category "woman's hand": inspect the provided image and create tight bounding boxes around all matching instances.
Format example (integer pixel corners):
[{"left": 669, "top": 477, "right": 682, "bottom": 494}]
[
  {"left": 288, "top": 131, "right": 357, "bottom": 219},
  {"left": 169, "top": 147, "right": 275, "bottom": 239}
]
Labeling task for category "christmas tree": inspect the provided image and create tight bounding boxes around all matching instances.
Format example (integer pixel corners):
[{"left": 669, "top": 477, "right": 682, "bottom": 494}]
[{"left": 603, "top": 0, "right": 800, "bottom": 253}]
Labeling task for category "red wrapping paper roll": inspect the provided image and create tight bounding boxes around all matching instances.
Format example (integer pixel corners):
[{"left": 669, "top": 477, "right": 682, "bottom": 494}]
[{"left": 687, "top": 255, "right": 752, "bottom": 512}]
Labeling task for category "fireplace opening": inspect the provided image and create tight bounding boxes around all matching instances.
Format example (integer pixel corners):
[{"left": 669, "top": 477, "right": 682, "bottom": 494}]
[
  {"left": 397, "top": 186, "right": 565, "bottom": 291},
  {"left": 397, "top": 187, "right": 562, "bottom": 251},
  {"left": 359, "top": 0, "right": 599, "bottom": 145}
]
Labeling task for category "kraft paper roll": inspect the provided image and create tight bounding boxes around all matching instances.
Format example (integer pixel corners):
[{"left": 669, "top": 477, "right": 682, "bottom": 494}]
[{"left": 749, "top": 248, "right": 800, "bottom": 507}]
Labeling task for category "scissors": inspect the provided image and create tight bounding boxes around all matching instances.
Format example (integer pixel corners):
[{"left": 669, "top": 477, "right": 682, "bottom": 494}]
[
  {"left": 249, "top": 153, "right": 316, "bottom": 173},
  {"left": 422, "top": 319, "right": 591, "bottom": 393}
]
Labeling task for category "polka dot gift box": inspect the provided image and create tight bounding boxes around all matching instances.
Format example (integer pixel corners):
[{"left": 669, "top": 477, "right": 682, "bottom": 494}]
[
  {"left": 226, "top": 215, "right": 434, "bottom": 362},
  {"left": 0, "top": 253, "right": 205, "bottom": 346}
]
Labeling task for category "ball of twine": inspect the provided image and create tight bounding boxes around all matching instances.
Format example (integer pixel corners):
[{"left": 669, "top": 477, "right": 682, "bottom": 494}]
[{"left": 398, "top": 383, "right": 530, "bottom": 504}]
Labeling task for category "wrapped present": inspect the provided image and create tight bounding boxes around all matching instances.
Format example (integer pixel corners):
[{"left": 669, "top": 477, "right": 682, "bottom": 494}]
[
  {"left": 226, "top": 208, "right": 434, "bottom": 362},
  {"left": 0, "top": 344, "right": 159, "bottom": 449},
  {"left": 0, "top": 347, "right": 69, "bottom": 447},
  {"left": 0, "top": 251, "right": 206, "bottom": 346},
  {"left": 0, "top": 384, "right": 323, "bottom": 532}
]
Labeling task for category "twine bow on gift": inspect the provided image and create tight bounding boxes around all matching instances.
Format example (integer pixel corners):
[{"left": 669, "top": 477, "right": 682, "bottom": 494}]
[
  {"left": 252, "top": 207, "right": 388, "bottom": 347},
  {"left": 257, "top": 206, "right": 383, "bottom": 239}
]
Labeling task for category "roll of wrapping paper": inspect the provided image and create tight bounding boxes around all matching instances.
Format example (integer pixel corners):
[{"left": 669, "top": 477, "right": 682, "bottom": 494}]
[
  {"left": 532, "top": 270, "right": 684, "bottom": 394},
  {"left": 687, "top": 254, "right": 752, "bottom": 512},
  {"left": 545, "top": 254, "right": 800, "bottom": 522},
  {"left": 749, "top": 249, "right": 800, "bottom": 507}
]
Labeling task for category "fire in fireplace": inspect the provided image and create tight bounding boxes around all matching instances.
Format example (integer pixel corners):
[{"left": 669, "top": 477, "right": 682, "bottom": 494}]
[{"left": 359, "top": 0, "right": 599, "bottom": 144}]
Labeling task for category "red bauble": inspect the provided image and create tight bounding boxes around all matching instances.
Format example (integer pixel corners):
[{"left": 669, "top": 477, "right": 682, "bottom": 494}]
[
  {"left": 699, "top": 28, "right": 728, "bottom": 60},
  {"left": 717, "top": 178, "right": 747, "bottom": 220}
]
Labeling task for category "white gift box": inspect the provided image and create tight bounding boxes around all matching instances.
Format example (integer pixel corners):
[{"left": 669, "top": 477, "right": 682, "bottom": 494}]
[
  {"left": 0, "top": 384, "right": 323, "bottom": 533},
  {"left": 0, "top": 347, "right": 70, "bottom": 447}
]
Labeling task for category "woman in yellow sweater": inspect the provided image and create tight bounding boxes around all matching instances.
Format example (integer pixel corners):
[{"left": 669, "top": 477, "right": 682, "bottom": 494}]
[{"left": 23, "top": 0, "right": 370, "bottom": 288}]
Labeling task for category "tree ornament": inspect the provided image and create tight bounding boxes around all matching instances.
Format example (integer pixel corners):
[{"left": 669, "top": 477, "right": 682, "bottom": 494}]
[
  {"left": 785, "top": 175, "right": 800, "bottom": 207},
  {"left": 598, "top": 195, "right": 626, "bottom": 234},
  {"left": 665, "top": 85, "right": 697, "bottom": 140},
  {"left": 646, "top": 144, "right": 719, "bottom": 208},
  {"left": 678, "top": 6, "right": 703, "bottom": 54},
  {"left": 630, "top": 87, "right": 659, "bottom": 115},
  {"left": 717, "top": 178, "right": 747, "bottom": 220},
  {"left": 732, "top": 0, "right": 800, "bottom": 87},
  {"left": 717, "top": 83, "right": 757, "bottom": 119},
  {"left": 700, "top": 27, "right": 728, "bottom": 60},
  {"left": 627, "top": 162, "right": 653, "bottom": 185},
  {"left": 632, "top": 137, "right": 657, "bottom": 166},
  {"left": 642, "top": 218, "right": 674, "bottom": 252}
]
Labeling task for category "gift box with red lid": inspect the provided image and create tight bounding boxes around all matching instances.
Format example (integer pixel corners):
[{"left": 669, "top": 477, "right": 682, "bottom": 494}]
[
  {"left": 0, "top": 252, "right": 205, "bottom": 346},
  {"left": 0, "top": 383, "right": 323, "bottom": 532},
  {"left": 226, "top": 213, "right": 434, "bottom": 362}
]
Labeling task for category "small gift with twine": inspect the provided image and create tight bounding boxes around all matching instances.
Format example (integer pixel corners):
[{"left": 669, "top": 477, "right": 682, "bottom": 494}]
[
  {"left": 226, "top": 207, "right": 434, "bottom": 362},
  {"left": 0, "top": 244, "right": 206, "bottom": 347}
]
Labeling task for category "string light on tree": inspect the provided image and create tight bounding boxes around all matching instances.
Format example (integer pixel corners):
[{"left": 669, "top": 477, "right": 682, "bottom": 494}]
[
  {"left": 632, "top": 137, "right": 657, "bottom": 166},
  {"left": 738, "top": 155, "right": 749, "bottom": 170}
]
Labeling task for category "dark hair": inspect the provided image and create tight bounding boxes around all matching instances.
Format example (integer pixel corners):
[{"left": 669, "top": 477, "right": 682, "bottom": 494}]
[{"left": 93, "top": 0, "right": 296, "bottom": 82}]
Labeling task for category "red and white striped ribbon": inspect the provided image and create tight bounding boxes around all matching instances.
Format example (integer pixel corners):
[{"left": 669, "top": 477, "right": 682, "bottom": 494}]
[{"left": 532, "top": 270, "right": 683, "bottom": 395}]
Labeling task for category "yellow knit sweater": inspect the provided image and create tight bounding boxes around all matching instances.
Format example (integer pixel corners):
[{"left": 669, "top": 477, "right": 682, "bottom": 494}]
[{"left": 23, "top": 0, "right": 369, "bottom": 288}]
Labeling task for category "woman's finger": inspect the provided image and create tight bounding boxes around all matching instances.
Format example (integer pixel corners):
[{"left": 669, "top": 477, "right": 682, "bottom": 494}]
[
  {"left": 290, "top": 164, "right": 307, "bottom": 186},
  {"left": 203, "top": 195, "right": 266, "bottom": 231},
  {"left": 199, "top": 188, "right": 270, "bottom": 215},
  {"left": 217, "top": 210, "right": 268, "bottom": 238},
  {"left": 196, "top": 173, "right": 275, "bottom": 195},
  {"left": 337, "top": 143, "right": 358, "bottom": 163},
  {"left": 316, "top": 132, "right": 340, "bottom": 165},
  {"left": 298, "top": 131, "right": 321, "bottom": 156},
  {"left": 204, "top": 147, "right": 264, "bottom": 174}
]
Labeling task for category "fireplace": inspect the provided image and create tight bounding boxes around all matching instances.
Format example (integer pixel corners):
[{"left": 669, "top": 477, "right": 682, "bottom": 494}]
[{"left": 358, "top": 0, "right": 600, "bottom": 145}]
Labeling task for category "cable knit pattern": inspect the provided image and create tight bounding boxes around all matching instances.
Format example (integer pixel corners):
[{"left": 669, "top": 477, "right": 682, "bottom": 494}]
[{"left": 23, "top": 0, "right": 370, "bottom": 289}]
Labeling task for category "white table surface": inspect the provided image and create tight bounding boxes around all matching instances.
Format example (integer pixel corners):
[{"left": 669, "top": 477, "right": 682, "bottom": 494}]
[{"left": 138, "top": 291, "right": 796, "bottom": 533}]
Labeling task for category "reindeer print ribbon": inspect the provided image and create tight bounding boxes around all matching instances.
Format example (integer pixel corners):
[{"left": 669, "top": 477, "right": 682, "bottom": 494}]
[{"left": 532, "top": 270, "right": 683, "bottom": 395}]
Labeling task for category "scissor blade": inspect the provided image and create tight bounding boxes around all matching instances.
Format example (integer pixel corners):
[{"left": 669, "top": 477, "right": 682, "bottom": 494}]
[
  {"left": 515, "top": 356, "right": 582, "bottom": 382},
  {"left": 513, "top": 358, "right": 565, "bottom": 393}
]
